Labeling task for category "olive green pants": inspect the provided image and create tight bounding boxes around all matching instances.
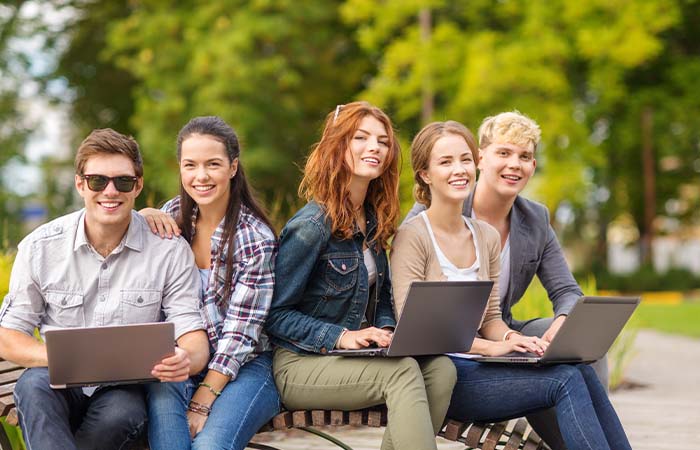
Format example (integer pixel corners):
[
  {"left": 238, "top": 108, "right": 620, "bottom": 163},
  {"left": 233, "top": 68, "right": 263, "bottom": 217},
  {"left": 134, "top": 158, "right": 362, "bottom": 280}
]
[{"left": 273, "top": 348, "right": 457, "bottom": 450}]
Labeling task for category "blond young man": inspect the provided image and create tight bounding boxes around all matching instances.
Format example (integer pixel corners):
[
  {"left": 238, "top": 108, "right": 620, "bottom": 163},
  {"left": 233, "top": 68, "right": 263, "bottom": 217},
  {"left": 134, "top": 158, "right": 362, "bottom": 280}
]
[{"left": 406, "top": 112, "right": 605, "bottom": 450}]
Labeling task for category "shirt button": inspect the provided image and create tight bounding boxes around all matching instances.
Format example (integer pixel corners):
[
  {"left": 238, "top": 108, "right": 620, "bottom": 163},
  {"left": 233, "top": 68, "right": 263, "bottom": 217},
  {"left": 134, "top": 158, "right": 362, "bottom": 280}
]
[
  {"left": 341, "top": 263, "right": 347, "bottom": 271},
  {"left": 137, "top": 296, "right": 144, "bottom": 304},
  {"left": 101, "top": 263, "right": 108, "bottom": 270},
  {"left": 61, "top": 299, "right": 67, "bottom": 306},
  {"left": 100, "top": 296, "right": 106, "bottom": 302}
]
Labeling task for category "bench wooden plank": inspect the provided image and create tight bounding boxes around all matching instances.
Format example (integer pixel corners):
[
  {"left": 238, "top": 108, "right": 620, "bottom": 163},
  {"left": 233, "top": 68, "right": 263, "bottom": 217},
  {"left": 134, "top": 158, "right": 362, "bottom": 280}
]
[
  {"left": 482, "top": 421, "right": 507, "bottom": 450},
  {"left": 504, "top": 418, "right": 529, "bottom": 450},
  {"left": 0, "top": 370, "right": 24, "bottom": 385}
]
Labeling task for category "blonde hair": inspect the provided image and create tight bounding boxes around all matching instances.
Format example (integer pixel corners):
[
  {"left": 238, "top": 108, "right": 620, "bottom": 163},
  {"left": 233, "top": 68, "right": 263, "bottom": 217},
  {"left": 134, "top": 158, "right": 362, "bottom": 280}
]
[
  {"left": 411, "top": 121, "right": 478, "bottom": 207},
  {"left": 478, "top": 111, "right": 541, "bottom": 151}
]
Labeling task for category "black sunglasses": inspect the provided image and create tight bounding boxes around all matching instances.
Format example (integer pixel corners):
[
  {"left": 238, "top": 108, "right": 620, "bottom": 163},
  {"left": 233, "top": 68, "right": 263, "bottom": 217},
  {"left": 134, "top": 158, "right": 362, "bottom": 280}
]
[{"left": 81, "top": 174, "right": 139, "bottom": 192}]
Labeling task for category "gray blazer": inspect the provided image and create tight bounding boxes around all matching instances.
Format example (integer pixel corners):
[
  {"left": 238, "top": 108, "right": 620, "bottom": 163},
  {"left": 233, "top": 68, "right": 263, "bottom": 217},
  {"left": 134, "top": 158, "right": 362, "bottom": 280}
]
[{"left": 404, "top": 191, "right": 582, "bottom": 325}]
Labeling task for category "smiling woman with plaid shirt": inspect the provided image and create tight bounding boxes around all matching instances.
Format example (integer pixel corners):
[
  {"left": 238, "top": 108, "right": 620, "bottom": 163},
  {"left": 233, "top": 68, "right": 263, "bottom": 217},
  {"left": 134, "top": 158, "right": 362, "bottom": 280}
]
[{"left": 140, "top": 116, "right": 280, "bottom": 450}]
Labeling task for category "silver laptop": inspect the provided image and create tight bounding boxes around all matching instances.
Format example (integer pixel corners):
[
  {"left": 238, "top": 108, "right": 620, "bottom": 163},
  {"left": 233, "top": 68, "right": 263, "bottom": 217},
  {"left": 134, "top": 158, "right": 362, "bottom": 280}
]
[
  {"left": 46, "top": 322, "right": 175, "bottom": 388},
  {"left": 327, "top": 280, "right": 493, "bottom": 357},
  {"left": 470, "top": 296, "right": 639, "bottom": 364}
]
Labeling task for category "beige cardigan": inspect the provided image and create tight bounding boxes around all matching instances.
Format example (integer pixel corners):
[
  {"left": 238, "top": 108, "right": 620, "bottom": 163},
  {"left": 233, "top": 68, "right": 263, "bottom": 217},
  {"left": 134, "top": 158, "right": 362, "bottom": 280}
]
[{"left": 390, "top": 213, "right": 502, "bottom": 328}]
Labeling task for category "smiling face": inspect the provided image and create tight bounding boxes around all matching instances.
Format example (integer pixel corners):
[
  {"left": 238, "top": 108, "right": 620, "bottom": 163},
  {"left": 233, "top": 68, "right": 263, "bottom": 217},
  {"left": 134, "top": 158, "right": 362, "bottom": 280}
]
[
  {"left": 179, "top": 134, "right": 238, "bottom": 210},
  {"left": 478, "top": 141, "right": 536, "bottom": 198},
  {"left": 75, "top": 153, "right": 143, "bottom": 231},
  {"left": 344, "top": 115, "right": 390, "bottom": 185},
  {"left": 420, "top": 134, "right": 477, "bottom": 205}
]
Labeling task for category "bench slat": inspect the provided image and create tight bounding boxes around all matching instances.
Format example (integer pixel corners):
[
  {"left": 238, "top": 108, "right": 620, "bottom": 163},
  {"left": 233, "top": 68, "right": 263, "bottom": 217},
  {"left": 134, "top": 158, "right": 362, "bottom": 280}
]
[{"left": 482, "top": 421, "right": 507, "bottom": 450}]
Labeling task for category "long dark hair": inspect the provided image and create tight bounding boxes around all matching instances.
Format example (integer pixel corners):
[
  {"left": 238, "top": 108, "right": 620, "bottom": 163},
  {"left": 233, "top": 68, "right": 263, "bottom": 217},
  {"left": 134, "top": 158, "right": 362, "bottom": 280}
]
[{"left": 176, "top": 116, "right": 275, "bottom": 302}]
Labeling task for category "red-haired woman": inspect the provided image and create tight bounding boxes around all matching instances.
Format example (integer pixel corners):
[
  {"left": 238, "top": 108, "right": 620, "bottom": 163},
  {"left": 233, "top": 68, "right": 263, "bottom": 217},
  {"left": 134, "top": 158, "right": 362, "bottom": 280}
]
[{"left": 265, "top": 102, "right": 456, "bottom": 450}]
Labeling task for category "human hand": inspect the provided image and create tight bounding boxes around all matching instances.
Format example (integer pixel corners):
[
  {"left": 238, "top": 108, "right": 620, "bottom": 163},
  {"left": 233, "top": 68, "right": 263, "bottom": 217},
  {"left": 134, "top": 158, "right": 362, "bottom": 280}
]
[
  {"left": 542, "top": 316, "right": 566, "bottom": 342},
  {"left": 337, "top": 327, "right": 393, "bottom": 350},
  {"left": 187, "top": 408, "right": 208, "bottom": 438},
  {"left": 151, "top": 347, "right": 191, "bottom": 382},
  {"left": 139, "top": 207, "right": 180, "bottom": 238},
  {"left": 505, "top": 333, "right": 549, "bottom": 356}
]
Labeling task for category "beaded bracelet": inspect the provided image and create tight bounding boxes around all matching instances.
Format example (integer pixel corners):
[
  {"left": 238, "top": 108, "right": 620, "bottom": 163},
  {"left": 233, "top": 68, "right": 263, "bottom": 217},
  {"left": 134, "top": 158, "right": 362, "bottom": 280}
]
[
  {"left": 198, "top": 381, "right": 222, "bottom": 397},
  {"left": 188, "top": 400, "right": 212, "bottom": 416}
]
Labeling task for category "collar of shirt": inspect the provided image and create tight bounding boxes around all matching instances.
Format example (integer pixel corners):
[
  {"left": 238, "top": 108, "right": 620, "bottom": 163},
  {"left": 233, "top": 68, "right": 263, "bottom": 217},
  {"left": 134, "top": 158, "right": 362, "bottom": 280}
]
[{"left": 73, "top": 210, "right": 144, "bottom": 254}]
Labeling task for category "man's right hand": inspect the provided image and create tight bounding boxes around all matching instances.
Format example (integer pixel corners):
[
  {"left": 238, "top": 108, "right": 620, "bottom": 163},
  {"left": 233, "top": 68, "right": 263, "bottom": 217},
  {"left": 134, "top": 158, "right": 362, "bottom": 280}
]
[
  {"left": 337, "top": 327, "right": 393, "bottom": 350},
  {"left": 151, "top": 347, "right": 191, "bottom": 382}
]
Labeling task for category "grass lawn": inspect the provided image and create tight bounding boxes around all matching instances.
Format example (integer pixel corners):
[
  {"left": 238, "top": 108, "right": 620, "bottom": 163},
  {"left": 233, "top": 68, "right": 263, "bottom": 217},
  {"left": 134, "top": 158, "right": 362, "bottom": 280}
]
[{"left": 630, "top": 301, "right": 700, "bottom": 339}]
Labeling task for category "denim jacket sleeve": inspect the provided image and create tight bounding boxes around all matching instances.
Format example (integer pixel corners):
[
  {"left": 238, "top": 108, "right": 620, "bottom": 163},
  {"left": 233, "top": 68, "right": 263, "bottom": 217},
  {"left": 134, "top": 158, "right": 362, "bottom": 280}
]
[
  {"left": 265, "top": 215, "right": 345, "bottom": 353},
  {"left": 373, "top": 254, "right": 396, "bottom": 329}
]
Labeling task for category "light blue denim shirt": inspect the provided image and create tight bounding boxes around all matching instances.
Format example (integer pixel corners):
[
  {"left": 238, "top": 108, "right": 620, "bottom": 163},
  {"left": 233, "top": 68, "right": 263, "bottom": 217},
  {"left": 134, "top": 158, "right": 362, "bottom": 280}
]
[{"left": 265, "top": 201, "right": 396, "bottom": 354}]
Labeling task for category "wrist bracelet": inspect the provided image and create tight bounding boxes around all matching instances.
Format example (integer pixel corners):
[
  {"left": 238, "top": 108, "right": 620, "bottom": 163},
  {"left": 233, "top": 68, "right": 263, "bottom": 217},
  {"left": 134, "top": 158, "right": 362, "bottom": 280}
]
[
  {"left": 198, "top": 381, "right": 222, "bottom": 397},
  {"left": 188, "top": 400, "right": 212, "bottom": 416}
]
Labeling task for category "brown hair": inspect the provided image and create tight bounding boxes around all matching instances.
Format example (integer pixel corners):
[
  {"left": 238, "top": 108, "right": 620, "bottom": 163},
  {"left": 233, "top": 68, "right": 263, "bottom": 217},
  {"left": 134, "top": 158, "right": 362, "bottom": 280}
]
[
  {"left": 75, "top": 128, "right": 143, "bottom": 176},
  {"left": 411, "top": 121, "right": 478, "bottom": 207},
  {"left": 299, "top": 101, "right": 400, "bottom": 249}
]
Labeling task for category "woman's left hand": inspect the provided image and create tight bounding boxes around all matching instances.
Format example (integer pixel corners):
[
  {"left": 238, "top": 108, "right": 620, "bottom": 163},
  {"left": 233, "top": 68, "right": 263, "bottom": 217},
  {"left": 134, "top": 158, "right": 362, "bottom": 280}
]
[
  {"left": 506, "top": 334, "right": 549, "bottom": 355},
  {"left": 187, "top": 409, "right": 208, "bottom": 438}
]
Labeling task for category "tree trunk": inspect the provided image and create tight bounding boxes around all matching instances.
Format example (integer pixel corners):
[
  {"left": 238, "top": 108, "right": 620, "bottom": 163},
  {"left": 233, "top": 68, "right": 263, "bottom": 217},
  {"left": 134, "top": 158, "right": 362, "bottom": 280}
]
[
  {"left": 419, "top": 8, "right": 433, "bottom": 125},
  {"left": 640, "top": 106, "right": 656, "bottom": 266}
]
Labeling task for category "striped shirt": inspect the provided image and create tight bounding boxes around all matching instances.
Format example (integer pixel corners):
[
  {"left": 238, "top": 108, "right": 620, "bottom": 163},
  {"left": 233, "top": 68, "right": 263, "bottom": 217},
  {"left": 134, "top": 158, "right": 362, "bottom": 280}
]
[{"left": 163, "top": 197, "right": 277, "bottom": 380}]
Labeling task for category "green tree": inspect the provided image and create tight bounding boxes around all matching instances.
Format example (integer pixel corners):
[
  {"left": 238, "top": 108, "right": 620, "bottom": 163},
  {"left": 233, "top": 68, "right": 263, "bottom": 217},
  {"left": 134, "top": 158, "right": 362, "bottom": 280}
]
[{"left": 104, "top": 0, "right": 371, "bottom": 214}]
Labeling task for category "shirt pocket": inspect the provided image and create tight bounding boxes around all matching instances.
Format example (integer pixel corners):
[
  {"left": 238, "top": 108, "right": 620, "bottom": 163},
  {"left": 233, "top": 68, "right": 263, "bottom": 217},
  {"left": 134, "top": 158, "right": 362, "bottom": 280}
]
[
  {"left": 120, "top": 289, "right": 162, "bottom": 324},
  {"left": 322, "top": 253, "right": 360, "bottom": 294},
  {"left": 45, "top": 291, "right": 85, "bottom": 328}
]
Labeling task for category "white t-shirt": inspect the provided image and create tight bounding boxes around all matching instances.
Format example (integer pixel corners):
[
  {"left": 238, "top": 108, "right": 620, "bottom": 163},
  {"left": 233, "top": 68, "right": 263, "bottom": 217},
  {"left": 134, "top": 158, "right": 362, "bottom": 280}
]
[{"left": 420, "top": 212, "right": 480, "bottom": 281}]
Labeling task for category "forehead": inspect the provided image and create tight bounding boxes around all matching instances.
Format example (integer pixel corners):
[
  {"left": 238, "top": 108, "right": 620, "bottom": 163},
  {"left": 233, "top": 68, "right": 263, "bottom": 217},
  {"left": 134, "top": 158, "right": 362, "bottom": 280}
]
[
  {"left": 181, "top": 134, "right": 229, "bottom": 160},
  {"left": 82, "top": 153, "right": 137, "bottom": 176},
  {"left": 487, "top": 141, "right": 534, "bottom": 154},
  {"left": 356, "top": 116, "right": 388, "bottom": 136},
  {"left": 431, "top": 134, "right": 471, "bottom": 157}
]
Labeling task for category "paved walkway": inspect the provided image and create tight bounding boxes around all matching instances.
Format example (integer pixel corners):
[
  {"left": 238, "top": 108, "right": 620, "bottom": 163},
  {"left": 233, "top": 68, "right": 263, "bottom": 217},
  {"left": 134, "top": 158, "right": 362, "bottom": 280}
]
[{"left": 251, "top": 329, "right": 700, "bottom": 449}]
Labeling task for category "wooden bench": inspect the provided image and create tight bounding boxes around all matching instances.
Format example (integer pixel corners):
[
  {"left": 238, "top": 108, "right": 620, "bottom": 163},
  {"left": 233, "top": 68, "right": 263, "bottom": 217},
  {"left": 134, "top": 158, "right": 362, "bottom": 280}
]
[{"left": 0, "top": 360, "right": 549, "bottom": 450}]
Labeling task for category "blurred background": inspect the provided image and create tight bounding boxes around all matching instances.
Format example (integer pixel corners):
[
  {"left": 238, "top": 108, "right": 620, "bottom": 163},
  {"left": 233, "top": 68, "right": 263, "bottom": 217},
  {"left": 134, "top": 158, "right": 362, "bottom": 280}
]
[
  {"left": 2, "top": 0, "right": 700, "bottom": 291},
  {"left": 1, "top": 2, "right": 699, "bottom": 448}
]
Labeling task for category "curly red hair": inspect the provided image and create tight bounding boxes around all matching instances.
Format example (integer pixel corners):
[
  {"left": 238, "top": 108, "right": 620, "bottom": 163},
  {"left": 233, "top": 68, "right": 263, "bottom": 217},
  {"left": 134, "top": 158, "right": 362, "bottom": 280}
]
[{"left": 299, "top": 101, "right": 400, "bottom": 249}]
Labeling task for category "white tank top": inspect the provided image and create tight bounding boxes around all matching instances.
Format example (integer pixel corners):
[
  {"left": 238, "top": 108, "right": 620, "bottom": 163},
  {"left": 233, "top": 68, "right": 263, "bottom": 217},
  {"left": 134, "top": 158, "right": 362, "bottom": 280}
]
[{"left": 420, "top": 212, "right": 480, "bottom": 281}]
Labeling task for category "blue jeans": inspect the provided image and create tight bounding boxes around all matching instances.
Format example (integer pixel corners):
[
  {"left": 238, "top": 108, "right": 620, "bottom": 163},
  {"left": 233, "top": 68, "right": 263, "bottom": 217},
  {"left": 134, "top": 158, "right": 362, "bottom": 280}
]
[
  {"left": 447, "top": 358, "right": 631, "bottom": 450},
  {"left": 14, "top": 367, "right": 146, "bottom": 450},
  {"left": 146, "top": 352, "right": 280, "bottom": 450}
]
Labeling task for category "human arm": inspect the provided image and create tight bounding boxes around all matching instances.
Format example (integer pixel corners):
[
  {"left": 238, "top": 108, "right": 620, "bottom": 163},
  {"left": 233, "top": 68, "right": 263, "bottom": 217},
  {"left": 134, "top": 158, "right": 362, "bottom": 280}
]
[
  {"left": 186, "top": 369, "right": 230, "bottom": 437},
  {"left": 206, "top": 235, "right": 276, "bottom": 378},
  {"left": 0, "top": 328, "right": 47, "bottom": 367},
  {"left": 388, "top": 222, "right": 430, "bottom": 317},
  {"left": 0, "top": 239, "right": 47, "bottom": 367},
  {"left": 537, "top": 210, "right": 583, "bottom": 317},
  {"left": 264, "top": 216, "right": 347, "bottom": 353},
  {"left": 151, "top": 330, "right": 209, "bottom": 381}
]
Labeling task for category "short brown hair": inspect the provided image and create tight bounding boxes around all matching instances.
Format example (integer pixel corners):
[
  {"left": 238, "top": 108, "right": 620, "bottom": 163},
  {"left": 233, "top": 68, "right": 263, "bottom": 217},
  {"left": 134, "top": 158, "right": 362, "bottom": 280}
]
[
  {"left": 411, "top": 121, "right": 478, "bottom": 207},
  {"left": 74, "top": 128, "right": 143, "bottom": 177}
]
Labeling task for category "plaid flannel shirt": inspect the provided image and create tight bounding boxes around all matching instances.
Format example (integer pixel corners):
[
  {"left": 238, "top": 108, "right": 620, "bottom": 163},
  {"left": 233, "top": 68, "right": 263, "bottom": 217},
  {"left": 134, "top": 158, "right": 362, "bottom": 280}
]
[{"left": 163, "top": 197, "right": 277, "bottom": 380}]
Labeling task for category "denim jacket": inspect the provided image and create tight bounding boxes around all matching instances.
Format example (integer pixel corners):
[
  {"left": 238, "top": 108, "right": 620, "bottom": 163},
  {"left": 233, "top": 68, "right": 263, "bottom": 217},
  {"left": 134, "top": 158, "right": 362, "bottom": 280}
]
[{"left": 265, "top": 201, "right": 396, "bottom": 354}]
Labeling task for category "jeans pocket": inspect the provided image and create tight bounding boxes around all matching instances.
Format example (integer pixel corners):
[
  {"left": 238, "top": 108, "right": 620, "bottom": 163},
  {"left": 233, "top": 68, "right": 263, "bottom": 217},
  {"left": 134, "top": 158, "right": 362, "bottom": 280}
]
[{"left": 45, "top": 291, "right": 85, "bottom": 327}]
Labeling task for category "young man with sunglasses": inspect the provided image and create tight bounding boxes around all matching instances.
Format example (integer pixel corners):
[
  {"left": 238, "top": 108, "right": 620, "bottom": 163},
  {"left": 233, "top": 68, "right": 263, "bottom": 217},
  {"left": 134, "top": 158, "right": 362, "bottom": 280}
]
[{"left": 0, "top": 128, "right": 209, "bottom": 450}]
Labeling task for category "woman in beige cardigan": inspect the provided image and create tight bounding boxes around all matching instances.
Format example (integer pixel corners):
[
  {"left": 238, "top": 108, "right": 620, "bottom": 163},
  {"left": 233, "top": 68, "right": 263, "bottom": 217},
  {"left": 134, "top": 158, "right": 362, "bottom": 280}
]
[{"left": 390, "top": 121, "right": 631, "bottom": 450}]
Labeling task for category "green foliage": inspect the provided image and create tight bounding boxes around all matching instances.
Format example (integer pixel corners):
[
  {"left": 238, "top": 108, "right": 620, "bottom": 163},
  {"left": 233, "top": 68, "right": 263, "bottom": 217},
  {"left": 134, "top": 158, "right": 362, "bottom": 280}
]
[
  {"left": 103, "top": 0, "right": 370, "bottom": 215},
  {"left": 0, "top": 251, "right": 13, "bottom": 300},
  {"left": 594, "top": 266, "right": 700, "bottom": 292},
  {"left": 632, "top": 302, "right": 700, "bottom": 338},
  {"left": 0, "top": 418, "right": 24, "bottom": 450}
]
